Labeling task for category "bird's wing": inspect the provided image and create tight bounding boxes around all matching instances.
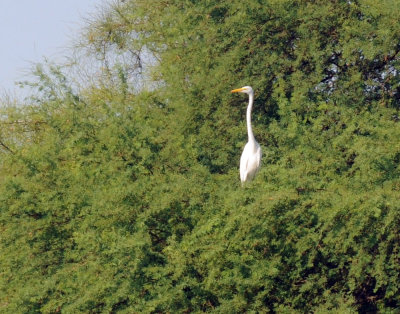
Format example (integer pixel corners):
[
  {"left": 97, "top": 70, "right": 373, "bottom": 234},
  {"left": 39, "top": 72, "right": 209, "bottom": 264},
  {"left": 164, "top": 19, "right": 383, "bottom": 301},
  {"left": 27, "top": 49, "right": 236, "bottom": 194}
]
[
  {"left": 240, "top": 147, "right": 250, "bottom": 182},
  {"left": 240, "top": 159, "right": 249, "bottom": 182},
  {"left": 256, "top": 145, "right": 262, "bottom": 170}
]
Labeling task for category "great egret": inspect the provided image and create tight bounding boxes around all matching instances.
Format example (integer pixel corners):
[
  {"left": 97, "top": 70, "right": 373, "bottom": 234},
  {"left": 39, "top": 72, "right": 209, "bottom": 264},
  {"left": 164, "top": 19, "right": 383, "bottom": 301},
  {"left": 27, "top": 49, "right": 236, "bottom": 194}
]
[{"left": 231, "top": 86, "right": 262, "bottom": 184}]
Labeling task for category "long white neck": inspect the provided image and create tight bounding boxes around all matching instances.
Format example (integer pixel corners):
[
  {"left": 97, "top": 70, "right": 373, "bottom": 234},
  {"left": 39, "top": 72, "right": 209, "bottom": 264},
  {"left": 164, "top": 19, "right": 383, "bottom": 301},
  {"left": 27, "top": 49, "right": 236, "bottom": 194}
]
[{"left": 246, "top": 91, "right": 255, "bottom": 143}]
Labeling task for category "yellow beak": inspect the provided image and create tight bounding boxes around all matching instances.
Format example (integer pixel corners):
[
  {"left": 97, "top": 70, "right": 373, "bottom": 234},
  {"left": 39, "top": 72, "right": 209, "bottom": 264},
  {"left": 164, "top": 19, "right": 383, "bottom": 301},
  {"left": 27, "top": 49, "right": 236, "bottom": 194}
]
[{"left": 231, "top": 87, "right": 245, "bottom": 93}]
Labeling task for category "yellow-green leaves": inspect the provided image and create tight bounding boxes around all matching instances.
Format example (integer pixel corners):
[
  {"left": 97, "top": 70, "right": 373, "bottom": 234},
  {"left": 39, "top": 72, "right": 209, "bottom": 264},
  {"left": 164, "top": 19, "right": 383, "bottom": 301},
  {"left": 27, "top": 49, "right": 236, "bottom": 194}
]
[{"left": 2, "top": 0, "right": 400, "bottom": 312}]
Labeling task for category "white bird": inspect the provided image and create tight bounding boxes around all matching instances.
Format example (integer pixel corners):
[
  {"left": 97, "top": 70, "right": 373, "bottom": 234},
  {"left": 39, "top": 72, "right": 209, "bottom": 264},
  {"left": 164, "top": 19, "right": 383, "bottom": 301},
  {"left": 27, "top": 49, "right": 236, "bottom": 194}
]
[{"left": 231, "top": 86, "right": 262, "bottom": 184}]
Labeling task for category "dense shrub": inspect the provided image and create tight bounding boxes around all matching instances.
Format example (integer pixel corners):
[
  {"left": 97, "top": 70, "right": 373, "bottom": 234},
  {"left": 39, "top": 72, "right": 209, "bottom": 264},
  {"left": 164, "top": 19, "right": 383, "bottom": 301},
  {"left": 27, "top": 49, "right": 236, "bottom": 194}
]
[{"left": 1, "top": 0, "right": 400, "bottom": 312}]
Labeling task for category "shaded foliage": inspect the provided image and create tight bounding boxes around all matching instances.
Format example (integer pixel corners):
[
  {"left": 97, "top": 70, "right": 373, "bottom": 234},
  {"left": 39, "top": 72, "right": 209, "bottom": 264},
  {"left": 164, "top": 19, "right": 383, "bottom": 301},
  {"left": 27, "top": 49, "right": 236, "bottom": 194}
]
[{"left": 1, "top": 0, "right": 400, "bottom": 312}]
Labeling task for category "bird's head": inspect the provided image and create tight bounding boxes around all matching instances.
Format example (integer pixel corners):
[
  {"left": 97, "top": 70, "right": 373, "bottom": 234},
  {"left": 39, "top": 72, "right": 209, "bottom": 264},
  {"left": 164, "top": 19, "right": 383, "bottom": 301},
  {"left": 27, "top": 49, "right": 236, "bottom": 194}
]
[{"left": 231, "top": 86, "right": 253, "bottom": 95}]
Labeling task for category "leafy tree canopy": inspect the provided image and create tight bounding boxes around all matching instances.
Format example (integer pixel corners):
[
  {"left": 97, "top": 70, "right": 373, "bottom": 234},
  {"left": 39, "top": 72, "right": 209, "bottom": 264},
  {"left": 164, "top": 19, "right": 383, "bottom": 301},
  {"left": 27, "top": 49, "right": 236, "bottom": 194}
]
[{"left": 1, "top": 0, "right": 400, "bottom": 312}]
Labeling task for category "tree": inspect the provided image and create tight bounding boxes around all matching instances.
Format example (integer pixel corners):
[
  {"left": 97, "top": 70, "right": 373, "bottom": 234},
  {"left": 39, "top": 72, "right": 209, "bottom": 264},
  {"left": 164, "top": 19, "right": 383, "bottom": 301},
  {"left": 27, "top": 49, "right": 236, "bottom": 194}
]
[{"left": 1, "top": 0, "right": 400, "bottom": 312}]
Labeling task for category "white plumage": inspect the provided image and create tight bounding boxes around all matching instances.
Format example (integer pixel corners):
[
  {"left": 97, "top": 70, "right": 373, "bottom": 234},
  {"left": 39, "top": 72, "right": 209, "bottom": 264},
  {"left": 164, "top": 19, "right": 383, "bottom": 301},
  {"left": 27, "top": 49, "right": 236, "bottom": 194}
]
[{"left": 231, "top": 86, "right": 262, "bottom": 184}]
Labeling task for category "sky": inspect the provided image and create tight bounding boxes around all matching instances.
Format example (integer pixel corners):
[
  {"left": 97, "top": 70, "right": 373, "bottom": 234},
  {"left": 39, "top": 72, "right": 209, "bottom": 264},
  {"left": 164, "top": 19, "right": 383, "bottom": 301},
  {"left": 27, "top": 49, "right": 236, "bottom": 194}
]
[{"left": 0, "top": 0, "right": 104, "bottom": 97}]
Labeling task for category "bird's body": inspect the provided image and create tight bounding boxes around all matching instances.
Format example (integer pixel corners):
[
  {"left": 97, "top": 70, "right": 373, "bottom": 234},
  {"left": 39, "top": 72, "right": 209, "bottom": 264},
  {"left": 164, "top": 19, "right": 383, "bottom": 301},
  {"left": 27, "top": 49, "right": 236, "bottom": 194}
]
[
  {"left": 231, "top": 86, "right": 262, "bottom": 184},
  {"left": 240, "top": 140, "right": 261, "bottom": 183}
]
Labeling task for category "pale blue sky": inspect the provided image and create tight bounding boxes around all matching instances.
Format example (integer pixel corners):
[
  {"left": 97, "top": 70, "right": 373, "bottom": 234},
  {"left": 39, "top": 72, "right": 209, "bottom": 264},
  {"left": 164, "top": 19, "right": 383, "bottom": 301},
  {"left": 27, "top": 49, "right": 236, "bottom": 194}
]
[{"left": 0, "top": 0, "right": 103, "bottom": 96}]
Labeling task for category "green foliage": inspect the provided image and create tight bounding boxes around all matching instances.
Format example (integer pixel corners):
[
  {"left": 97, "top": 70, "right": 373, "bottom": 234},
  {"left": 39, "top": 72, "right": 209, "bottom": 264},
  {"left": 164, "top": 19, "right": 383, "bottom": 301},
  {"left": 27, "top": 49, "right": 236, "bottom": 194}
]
[{"left": 1, "top": 0, "right": 400, "bottom": 312}]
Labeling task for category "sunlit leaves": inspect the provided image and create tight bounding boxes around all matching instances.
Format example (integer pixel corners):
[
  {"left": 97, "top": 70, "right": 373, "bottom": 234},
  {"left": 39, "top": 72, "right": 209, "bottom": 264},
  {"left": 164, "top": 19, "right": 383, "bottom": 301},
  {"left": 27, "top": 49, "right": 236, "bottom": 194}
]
[{"left": 1, "top": 0, "right": 400, "bottom": 312}]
